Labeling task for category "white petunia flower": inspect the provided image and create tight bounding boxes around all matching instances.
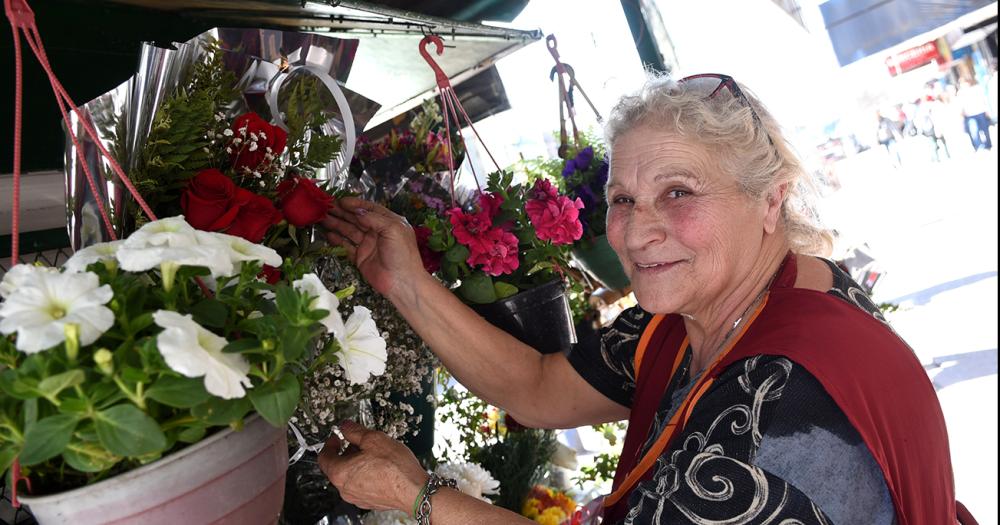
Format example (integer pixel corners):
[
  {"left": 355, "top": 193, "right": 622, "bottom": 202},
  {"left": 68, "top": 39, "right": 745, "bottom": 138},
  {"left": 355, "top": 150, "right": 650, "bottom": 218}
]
[
  {"left": 122, "top": 216, "right": 200, "bottom": 249},
  {"left": 152, "top": 310, "right": 252, "bottom": 399},
  {"left": 195, "top": 231, "right": 282, "bottom": 268},
  {"left": 117, "top": 217, "right": 235, "bottom": 277},
  {"left": 0, "top": 270, "right": 114, "bottom": 353},
  {"left": 434, "top": 462, "right": 500, "bottom": 501},
  {"left": 336, "top": 306, "right": 387, "bottom": 385},
  {"left": 0, "top": 264, "right": 59, "bottom": 299},
  {"left": 63, "top": 240, "right": 125, "bottom": 273},
  {"left": 293, "top": 273, "right": 345, "bottom": 337}
]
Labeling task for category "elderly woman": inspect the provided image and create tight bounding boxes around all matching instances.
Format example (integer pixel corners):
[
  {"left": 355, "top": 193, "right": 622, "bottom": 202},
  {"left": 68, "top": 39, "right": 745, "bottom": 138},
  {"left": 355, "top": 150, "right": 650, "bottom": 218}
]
[{"left": 319, "top": 74, "right": 965, "bottom": 525}]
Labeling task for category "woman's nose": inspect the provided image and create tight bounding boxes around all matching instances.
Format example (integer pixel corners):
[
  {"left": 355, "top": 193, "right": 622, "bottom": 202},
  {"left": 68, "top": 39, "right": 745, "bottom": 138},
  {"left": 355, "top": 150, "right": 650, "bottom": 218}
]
[{"left": 624, "top": 205, "right": 666, "bottom": 252}]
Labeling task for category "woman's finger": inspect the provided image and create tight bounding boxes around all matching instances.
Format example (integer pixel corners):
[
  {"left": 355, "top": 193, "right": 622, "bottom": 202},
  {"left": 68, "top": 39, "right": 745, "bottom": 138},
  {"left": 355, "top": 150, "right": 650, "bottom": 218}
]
[
  {"left": 323, "top": 215, "right": 367, "bottom": 247},
  {"left": 323, "top": 230, "right": 358, "bottom": 260}
]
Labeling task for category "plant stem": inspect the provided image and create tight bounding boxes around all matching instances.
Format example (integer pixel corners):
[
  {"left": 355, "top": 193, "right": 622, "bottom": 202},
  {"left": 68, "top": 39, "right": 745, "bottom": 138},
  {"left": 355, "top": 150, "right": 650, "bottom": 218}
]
[{"left": 112, "top": 375, "right": 146, "bottom": 410}]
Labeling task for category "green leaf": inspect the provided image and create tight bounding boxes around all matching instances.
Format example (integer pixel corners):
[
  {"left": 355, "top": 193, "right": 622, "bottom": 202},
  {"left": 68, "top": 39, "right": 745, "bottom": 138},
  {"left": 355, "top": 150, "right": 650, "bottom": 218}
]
[
  {"left": 20, "top": 414, "right": 80, "bottom": 465},
  {"left": 444, "top": 244, "right": 470, "bottom": 264},
  {"left": 248, "top": 375, "right": 301, "bottom": 427},
  {"left": 0, "top": 445, "right": 17, "bottom": 476},
  {"left": 94, "top": 405, "right": 168, "bottom": 457},
  {"left": 526, "top": 261, "right": 554, "bottom": 276},
  {"left": 493, "top": 281, "right": 519, "bottom": 299},
  {"left": 62, "top": 441, "right": 120, "bottom": 473},
  {"left": 192, "top": 397, "right": 252, "bottom": 426},
  {"left": 177, "top": 425, "right": 207, "bottom": 444},
  {"left": 146, "top": 375, "right": 210, "bottom": 408},
  {"left": 275, "top": 285, "right": 301, "bottom": 321},
  {"left": 0, "top": 370, "right": 39, "bottom": 400},
  {"left": 279, "top": 327, "right": 310, "bottom": 362},
  {"left": 457, "top": 273, "right": 497, "bottom": 304},
  {"left": 190, "top": 299, "right": 228, "bottom": 329},
  {"left": 37, "top": 370, "right": 86, "bottom": 400},
  {"left": 221, "top": 338, "right": 263, "bottom": 354}
]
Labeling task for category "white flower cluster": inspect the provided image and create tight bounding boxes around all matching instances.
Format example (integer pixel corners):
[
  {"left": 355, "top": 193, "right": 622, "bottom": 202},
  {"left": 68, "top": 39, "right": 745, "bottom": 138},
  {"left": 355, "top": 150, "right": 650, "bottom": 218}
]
[
  {"left": 362, "top": 463, "right": 499, "bottom": 525},
  {"left": 0, "top": 216, "right": 388, "bottom": 400}
]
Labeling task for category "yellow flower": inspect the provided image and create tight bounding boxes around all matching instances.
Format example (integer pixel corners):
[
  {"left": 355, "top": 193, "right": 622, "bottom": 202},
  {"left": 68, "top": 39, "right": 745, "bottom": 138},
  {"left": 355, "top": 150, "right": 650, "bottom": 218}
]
[
  {"left": 536, "top": 507, "right": 567, "bottom": 525},
  {"left": 522, "top": 497, "right": 541, "bottom": 519}
]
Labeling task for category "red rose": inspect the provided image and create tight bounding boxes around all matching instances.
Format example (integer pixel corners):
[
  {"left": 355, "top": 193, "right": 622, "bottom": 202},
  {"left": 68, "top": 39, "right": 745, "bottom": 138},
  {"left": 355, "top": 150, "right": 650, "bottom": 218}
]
[
  {"left": 276, "top": 177, "right": 334, "bottom": 227},
  {"left": 181, "top": 169, "right": 246, "bottom": 231},
  {"left": 226, "top": 190, "right": 282, "bottom": 243},
  {"left": 414, "top": 226, "right": 442, "bottom": 274},
  {"left": 230, "top": 112, "right": 287, "bottom": 172},
  {"left": 260, "top": 265, "right": 282, "bottom": 284}
]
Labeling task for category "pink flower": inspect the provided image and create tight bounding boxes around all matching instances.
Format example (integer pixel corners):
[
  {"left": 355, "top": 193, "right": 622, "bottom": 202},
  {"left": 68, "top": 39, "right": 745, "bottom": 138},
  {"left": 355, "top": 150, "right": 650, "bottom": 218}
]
[
  {"left": 478, "top": 192, "right": 504, "bottom": 219},
  {"left": 448, "top": 207, "right": 493, "bottom": 247},
  {"left": 531, "top": 179, "right": 559, "bottom": 201},
  {"left": 526, "top": 195, "right": 584, "bottom": 245},
  {"left": 468, "top": 228, "right": 520, "bottom": 276}
]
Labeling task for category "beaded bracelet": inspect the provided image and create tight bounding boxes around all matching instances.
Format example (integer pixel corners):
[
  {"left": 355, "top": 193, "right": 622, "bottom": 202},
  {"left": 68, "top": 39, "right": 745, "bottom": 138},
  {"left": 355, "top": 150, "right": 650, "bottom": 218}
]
[{"left": 412, "top": 473, "right": 457, "bottom": 525}]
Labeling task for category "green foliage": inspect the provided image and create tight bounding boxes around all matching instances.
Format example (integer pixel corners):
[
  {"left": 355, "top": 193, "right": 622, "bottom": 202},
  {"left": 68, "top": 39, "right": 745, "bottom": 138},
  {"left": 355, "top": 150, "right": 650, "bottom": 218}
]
[
  {"left": 281, "top": 74, "right": 344, "bottom": 171},
  {"left": 125, "top": 40, "right": 238, "bottom": 222},
  {"left": 573, "top": 421, "right": 626, "bottom": 488},
  {"left": 0, "top": 256, "right": 343, "bottom": 495},
  {"left": 435, "top": 370, "right": 555, "bottom": 512}
]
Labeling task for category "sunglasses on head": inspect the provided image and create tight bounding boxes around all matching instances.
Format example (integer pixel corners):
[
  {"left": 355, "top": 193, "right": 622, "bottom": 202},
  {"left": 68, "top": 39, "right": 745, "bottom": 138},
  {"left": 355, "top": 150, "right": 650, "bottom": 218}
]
[{"left": 678, "top": 73, "right": 775, "bottom": 148}]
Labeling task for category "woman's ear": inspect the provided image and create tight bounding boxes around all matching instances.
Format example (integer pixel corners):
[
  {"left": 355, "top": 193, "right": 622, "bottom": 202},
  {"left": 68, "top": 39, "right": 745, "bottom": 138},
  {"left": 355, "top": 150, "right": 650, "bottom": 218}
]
[{"left": 763, "top": 182, "right": 788, "bottom": 234}]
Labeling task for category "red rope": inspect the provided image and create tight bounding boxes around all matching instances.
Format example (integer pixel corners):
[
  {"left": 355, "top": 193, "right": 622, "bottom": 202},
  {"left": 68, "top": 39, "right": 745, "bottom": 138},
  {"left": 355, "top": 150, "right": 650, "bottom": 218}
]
[{"left": 9, "top": 22, "right": 22, "bottom": 266}]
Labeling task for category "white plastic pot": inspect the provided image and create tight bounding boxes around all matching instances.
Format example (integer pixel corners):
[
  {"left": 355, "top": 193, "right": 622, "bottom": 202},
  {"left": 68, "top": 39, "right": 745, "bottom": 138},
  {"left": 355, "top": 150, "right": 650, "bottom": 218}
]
[{"left": 20, "top": 414, "right": 287, "bottom": 525}]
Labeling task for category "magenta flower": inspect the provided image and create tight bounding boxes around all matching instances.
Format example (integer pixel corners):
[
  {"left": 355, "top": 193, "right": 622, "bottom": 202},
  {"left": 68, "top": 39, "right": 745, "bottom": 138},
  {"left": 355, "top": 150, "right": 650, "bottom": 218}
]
[
  {"left": 531, "top": 179, "right": 560, "bottom": 201},
  {"left": 467, "top": 227, "right": 520, "bottom": 276},
  {"left": 526, "top": 195, "right": 584, "bottom": 245},
  {"left": 478, "top": 192, "right": 504, "bottom": 219},
  {"left": 448, "top": 207, "right": 493, "bottom": 247}
]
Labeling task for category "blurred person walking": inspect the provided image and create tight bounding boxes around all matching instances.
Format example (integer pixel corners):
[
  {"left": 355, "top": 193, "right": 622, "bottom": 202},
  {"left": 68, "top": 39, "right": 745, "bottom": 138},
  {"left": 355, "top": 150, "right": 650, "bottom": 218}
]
[
  {"left": 876, "top": 110, "right": 903, "bottom": 167},
  {"left": 957, "top": 78, "right": 992, "bottom": 151}
]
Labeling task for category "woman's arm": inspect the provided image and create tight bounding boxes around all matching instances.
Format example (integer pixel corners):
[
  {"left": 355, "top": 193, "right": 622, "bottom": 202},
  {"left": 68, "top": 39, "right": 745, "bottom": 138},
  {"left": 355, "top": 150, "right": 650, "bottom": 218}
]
[
  {"left": 322, "top": 197, "right": 628, "bottom": 428},
  {"left": 319, "top": 422, "right": 535, "bottom": 524}
]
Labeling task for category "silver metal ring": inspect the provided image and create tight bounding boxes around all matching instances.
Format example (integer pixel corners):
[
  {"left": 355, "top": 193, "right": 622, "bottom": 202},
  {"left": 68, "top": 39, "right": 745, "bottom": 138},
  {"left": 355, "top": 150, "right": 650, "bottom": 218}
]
[{"left": 330, "top": 425, "right": 350, "bottom": 455}]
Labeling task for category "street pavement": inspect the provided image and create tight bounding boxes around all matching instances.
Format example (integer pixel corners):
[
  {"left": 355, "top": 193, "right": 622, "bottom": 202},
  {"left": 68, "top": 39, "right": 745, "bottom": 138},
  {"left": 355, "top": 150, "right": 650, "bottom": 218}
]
[{"left": 822, "top": 135, "right": 998, "bottom": 525}]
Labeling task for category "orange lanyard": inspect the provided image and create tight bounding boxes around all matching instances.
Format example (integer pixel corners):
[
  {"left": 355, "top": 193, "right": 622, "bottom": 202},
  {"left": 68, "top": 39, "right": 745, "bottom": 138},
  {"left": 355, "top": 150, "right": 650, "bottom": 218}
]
[{"left": 605, "top": 294, "right": 771, "bottom": 508}]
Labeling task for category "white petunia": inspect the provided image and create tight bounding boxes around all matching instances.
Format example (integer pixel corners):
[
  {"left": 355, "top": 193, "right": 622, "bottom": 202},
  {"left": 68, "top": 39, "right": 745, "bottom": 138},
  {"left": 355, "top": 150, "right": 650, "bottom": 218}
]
[
  {"left": 63, "top": 240, "right": 125, "bottom": 273},
  {"left": 0, "top": 270, "right": 114, "bottom": 353},
  {"left": 0, "top": 264, "right": 59, "bottom": 299},
  {"left": 117, "top": 217, "right": 235, "bottom": 277},
  {"left": 122, "top": 216, "right": 200, "bottom": 249},
  {"left": 293, "top": 273, "right": 345, "bottom": 337},
  {"left": 152, "top": 310, "right": 252, "bottom": 399},
  {"left": 195, "top": 231, "right": 282, "bottom": 268},
  {"left": 434, "top": 462, "right": 500, "bottom": 501},
  {"left": 117, "top": 244, "right": 234, "bottom": 278},
  {"left": 336, "top": 306, "right": 387, "bottom": 385}
]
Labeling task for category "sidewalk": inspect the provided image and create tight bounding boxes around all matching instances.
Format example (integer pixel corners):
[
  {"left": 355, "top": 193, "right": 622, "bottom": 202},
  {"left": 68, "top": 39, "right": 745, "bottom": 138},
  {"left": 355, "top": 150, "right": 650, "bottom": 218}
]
[{"left": 825, "top": 142, "right": 998, "bottom": 524}]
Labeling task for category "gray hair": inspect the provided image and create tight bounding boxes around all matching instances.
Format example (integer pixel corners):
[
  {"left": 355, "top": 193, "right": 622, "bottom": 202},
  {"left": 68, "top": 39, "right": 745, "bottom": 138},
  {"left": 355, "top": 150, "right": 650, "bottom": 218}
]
[{"left": 604, "top": 74, "right": 832, "bottom": 256}]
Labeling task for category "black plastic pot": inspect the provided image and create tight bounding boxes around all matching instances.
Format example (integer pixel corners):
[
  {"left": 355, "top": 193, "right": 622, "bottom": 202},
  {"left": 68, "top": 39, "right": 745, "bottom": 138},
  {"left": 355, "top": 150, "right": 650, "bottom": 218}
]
[{"left": 470, "top": 280, "right": 577, "bottom": 354}]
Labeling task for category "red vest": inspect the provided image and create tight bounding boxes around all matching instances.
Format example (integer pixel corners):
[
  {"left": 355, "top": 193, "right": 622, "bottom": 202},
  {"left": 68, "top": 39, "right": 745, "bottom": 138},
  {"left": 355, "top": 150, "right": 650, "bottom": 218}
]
[{"left": 605, "top": 256, "right": 959, "bottom": 524}]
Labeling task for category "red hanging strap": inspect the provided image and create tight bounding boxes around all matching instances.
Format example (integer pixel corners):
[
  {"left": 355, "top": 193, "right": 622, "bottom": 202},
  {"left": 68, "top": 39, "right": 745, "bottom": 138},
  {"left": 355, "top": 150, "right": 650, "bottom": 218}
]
[
  {"left": 419, "top": 35, "right": 506, "bottom": 202},
  {"left": 546, "top": 34, "right": 602, "bottom": 158},
  {"left": 4, "top": 0, "right": 160, "bottom": 506}
]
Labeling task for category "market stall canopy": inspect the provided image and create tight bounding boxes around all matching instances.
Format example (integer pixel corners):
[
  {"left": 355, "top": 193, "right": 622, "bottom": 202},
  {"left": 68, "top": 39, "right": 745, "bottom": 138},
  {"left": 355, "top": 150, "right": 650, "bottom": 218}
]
[{"left": 0, "top": 0, "right": 540, "bottom": 173}]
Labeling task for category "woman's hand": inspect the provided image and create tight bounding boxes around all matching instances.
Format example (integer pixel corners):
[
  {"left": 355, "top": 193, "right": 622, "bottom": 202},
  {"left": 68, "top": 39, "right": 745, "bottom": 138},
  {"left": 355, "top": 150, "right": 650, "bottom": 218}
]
[
  {"left": 321, "top": 197, "right": 427, "bottom": 299},
  {"left": 318, "top": 421, "right": 429, "bottom": 513}
]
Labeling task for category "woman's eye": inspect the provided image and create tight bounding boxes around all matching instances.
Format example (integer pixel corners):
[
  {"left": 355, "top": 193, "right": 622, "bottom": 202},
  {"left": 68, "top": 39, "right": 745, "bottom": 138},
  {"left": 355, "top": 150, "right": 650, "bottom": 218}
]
[
  {"left": 667, "top": 189, "right": 690, "bottom": 199},
  {"left": 611, "top": 195, "right": 634, "bottom": 205}
]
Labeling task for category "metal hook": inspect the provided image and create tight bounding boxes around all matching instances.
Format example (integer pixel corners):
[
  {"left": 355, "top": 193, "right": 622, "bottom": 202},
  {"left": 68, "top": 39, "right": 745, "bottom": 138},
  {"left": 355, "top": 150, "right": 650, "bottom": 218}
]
[
  {"left": 546, "top": 34, "right": 559, "bottom": 59},
  {"left": 419, "top": 34, "right": 450, "bottom": 89}
]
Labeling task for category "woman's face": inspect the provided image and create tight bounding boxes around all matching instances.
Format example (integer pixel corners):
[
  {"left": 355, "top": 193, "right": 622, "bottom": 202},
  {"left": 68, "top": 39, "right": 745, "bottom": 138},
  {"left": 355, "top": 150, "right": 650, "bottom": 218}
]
[{"left": 606, "top": 126, "right": 774, "bottom": 316}]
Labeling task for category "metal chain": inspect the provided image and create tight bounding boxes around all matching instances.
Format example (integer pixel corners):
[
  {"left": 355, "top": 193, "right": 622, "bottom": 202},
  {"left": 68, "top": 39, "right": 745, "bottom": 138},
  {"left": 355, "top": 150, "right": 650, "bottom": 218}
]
[{"left": 413, "top": 474, "right": 457, "bottom": 525}]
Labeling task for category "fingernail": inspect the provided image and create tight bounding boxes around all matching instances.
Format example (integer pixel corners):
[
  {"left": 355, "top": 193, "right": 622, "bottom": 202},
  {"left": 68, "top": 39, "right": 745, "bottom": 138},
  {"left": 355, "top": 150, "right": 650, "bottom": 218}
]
[{"left": 354, "top": 208, "right": 368, "bottom": 216}]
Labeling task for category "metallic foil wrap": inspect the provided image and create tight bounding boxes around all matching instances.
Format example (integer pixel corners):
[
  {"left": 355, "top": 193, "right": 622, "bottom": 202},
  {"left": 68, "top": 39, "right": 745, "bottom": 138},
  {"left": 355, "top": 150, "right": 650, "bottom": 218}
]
[{"left": 65, "top": 28, "right": 380, "bottom": 250}]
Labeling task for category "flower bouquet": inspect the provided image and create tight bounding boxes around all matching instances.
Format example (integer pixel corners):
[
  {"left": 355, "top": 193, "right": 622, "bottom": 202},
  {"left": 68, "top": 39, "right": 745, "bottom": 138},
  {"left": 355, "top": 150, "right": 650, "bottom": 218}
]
[
  {"left": 522, "top": 485, "right": 580, "bottom": 525},
  {"left": 0, "top": 217, "right": 387, "bottom": 522}
]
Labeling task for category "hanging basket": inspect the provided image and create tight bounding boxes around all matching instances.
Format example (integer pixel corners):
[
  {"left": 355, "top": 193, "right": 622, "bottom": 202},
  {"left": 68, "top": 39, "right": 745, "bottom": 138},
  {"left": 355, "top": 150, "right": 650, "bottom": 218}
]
[
  {"left": 571, "top": 234, "right": 630, "bottom": 291},
  {"left": 20, "top": 415, "right": 287, "bottom": 525},
  {"left": 470, "top": 280, "right": 577, "bottom": 354}
]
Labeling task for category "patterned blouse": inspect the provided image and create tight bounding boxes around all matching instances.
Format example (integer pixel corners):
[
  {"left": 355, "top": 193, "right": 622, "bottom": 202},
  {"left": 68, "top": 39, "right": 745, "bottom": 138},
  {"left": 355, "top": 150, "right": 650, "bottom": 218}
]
[{"left": 568, "top": 259, "right": 898, "bottom": 524}]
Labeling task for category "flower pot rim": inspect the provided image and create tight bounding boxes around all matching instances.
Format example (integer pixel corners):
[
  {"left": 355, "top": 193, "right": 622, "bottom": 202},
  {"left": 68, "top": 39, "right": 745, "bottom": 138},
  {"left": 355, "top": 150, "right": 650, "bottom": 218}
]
[{"left": 18, "top": 413, "right": 274, "bottom": 504}]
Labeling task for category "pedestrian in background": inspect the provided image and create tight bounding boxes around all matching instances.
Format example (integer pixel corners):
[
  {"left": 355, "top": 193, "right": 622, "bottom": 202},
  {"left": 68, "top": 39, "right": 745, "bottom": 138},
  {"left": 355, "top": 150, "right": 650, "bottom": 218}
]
[
  {"left": 957, "top": 77, "right": 993, "bottom": 151},
  {"left": 876, "top": 109, "right": 903, "bottom": 167}
]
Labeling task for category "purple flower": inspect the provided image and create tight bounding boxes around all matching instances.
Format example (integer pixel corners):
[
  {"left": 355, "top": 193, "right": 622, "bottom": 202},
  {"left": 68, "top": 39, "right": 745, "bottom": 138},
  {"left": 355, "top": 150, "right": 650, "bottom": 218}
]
[
  {"left": 576, "top": 146, "right": 594, "bottom": 167},
  {"left": 594, "top": 160, "right": 609, "bottom": 188}
]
